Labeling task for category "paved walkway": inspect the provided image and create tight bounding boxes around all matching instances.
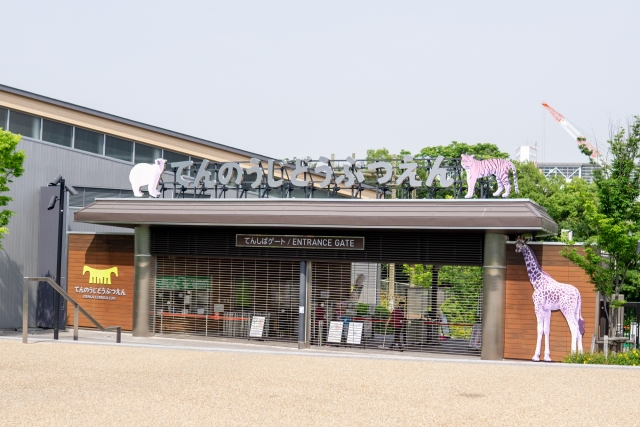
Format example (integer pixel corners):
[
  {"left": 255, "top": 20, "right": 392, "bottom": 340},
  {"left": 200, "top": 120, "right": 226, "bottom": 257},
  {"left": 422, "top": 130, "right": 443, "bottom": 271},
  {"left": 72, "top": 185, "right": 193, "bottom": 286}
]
[{"left": 0, "top": 330, "right": 638, "bottom": 426}]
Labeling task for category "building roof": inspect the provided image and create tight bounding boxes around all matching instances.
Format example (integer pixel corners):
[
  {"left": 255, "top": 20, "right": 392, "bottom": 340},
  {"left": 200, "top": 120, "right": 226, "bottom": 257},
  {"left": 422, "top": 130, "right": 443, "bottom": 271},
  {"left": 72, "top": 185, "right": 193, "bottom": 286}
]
[
  {"left": 0, "top": 84, "right": 270, "bottom": 162},
  {"left": 74, "top": 198, "right": 558, "bottom": 236}
]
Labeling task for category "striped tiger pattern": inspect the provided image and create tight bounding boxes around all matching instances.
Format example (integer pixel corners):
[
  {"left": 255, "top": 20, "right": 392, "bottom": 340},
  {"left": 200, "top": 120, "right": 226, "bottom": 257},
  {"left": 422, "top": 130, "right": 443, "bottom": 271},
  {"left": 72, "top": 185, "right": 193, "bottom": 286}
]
[{"left": 461, "top": 154, "right": 519, "bottom": 198}]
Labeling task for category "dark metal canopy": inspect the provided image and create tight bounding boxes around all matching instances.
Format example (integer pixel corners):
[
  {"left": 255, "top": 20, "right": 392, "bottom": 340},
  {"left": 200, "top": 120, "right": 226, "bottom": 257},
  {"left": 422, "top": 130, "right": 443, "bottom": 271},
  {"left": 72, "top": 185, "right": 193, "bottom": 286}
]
[{"left": 74, "top": 198, "right": 558, "bottom": 236}]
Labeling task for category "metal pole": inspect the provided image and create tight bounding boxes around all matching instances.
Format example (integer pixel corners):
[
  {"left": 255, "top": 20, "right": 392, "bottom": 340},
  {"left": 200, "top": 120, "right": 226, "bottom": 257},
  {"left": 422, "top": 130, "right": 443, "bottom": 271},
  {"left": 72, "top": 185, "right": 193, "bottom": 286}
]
[
  {"left": 133, "top": 226, "right": 152, "bottom": 337},
  {"left": 306, "top": 261, "right": 312, "bottom": 348},
  {"left": 298, "top": 261, "right": 307, "bottom": 349},
  {"left": 53, "top": 179, "right": 65, "bottom": 340},
  {"left": 480, "top": 233, "right": 507, "bottom": 360},
  {"left": 73, "top": 303, "right": 79, "bottom": 341},
  {"left": 23, "top": 279, "right": 29, "bottom": 344}
]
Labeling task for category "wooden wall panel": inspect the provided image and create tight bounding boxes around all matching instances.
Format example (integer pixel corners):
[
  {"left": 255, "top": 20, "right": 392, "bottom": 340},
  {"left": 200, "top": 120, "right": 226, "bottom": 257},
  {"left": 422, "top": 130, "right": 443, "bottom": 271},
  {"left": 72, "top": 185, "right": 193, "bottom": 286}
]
[
  {"left": 504, "top": 244, "right": 596, "bottom": 361},
  {"left": 66, "top": 234, "right": 135, "bottom": 331}
]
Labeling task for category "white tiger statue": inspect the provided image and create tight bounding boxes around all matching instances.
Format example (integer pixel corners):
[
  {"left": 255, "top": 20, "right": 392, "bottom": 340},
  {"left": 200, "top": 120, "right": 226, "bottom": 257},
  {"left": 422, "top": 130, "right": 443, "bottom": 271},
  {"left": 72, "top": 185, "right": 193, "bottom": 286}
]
[{"left": 461, "top": 154, "right": 519, "bottom": 198}]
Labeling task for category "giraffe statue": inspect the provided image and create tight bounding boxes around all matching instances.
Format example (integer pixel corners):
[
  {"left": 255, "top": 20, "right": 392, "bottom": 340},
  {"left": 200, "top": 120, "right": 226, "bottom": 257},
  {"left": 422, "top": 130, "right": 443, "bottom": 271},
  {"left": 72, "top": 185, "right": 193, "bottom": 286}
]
[{"left": 515, "top": 237, "right": 584, "bottom": 361}]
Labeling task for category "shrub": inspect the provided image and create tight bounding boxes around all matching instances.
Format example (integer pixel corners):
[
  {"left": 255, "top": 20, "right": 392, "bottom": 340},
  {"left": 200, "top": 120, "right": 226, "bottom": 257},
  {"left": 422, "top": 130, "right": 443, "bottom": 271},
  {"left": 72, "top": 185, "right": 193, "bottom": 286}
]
[
  {"left": 563, "top": 349, "right": 640, "bottom": 366},
  {"left": 356, "top": 303, "right": 370, "bottom": 317}
]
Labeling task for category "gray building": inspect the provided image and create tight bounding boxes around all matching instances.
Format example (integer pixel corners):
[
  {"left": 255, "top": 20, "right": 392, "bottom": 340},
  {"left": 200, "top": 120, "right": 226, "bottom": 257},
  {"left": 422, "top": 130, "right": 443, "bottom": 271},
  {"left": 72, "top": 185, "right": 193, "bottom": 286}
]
[{"left": 0, "top": 85, "right": 286, "bottom": 329}]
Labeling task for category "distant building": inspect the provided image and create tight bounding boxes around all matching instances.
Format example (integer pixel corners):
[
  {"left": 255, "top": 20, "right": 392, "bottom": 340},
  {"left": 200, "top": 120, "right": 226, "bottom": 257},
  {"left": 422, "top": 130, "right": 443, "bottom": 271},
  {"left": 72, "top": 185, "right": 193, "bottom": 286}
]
[
  {"left": 537, "top": 162, "right": 598, "bottom": 183},
  {"left": 514, "top": 145, "right": 537, "bottom": 162}
]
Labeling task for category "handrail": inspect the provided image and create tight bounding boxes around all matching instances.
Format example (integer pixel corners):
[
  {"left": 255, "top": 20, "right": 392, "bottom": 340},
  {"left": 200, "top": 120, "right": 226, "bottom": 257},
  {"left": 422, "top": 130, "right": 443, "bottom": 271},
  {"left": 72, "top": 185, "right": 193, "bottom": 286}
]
[{"left": 23, "top": 277, "right": 121, "bottom": 344}]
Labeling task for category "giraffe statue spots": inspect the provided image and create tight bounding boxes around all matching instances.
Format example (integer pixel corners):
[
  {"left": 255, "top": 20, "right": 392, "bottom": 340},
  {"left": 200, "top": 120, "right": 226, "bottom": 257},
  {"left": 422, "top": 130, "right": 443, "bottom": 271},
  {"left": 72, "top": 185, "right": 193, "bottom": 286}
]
[{"left": 515, "top": 237, "right": 584, "bottom": 361}]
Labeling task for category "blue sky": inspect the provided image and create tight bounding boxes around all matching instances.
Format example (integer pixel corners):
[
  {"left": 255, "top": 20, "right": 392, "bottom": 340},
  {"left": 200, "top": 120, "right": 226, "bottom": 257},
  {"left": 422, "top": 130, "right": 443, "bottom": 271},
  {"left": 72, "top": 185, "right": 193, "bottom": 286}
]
[{"left": 1, "top": 1, "right": 638, "bottom": 162}]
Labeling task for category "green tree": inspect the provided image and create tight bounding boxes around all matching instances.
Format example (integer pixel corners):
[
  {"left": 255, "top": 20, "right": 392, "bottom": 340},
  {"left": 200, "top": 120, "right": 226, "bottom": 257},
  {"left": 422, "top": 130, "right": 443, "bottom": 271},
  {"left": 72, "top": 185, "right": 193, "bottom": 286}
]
[
  {"left": 366, "top": 141, "right": 508, "bottom": 162},
  {"left": 562, "top": 117, "right": 640, "bottom": 335},
  {"left": 544, "top": 177, "right": 597, "bottom": 242},
  {"left": 366, "top": 147, "right": 393, "bottom": 161},
  {"left": 402, "top": 264, "right": 432, "bottom": 288},
  {"left": 400, "top": 264, "right": 483, "bottom": 339},
  {"left": 509, "top": 161, "right": 562, "bottom": 205},
  {"left": 415, "top": 141, "right": 508, "bottom": 159},
  {"left": 511, "top": 161, "right": 598, "bottom": 242},
  {"left": 0, "top": 129, "right": 25, "bottom": 248},
  {"left": 438, "top": 266, "right": 483, "bottom": 339}
]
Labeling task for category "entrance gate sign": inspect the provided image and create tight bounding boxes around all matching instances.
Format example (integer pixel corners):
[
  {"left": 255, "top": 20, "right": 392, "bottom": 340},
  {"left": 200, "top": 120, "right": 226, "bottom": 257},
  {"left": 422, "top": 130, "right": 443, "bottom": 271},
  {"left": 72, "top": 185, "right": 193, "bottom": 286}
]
[
  {"left": 236, "top": 234, "right": 365, "bottom": 250},
  {"left": 169, "top": 155, "right": 452, "bottom": 190},
  {"left": 128, "top": 154, "right": 512, "bottom": 199}
]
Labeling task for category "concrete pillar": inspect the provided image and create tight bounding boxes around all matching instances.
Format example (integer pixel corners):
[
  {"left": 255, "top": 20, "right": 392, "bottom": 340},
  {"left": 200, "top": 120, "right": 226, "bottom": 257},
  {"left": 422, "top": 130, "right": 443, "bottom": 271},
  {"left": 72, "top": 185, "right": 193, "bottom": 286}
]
[
  {"left": 298, "top": 261, "right": 311, "bottom": 349},
  {"left": 133, "top": 226, "right": 152, "bottom": 337},
  {"left": 481, "top": 233, "right": 507, "bottom": 360}
]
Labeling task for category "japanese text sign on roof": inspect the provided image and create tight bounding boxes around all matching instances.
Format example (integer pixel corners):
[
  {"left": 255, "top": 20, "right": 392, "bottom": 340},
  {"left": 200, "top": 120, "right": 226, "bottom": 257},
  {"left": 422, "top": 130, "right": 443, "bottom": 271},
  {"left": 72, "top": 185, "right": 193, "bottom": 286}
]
[{"left": 236, "top": 234, "right": 365, "bottom": 250}]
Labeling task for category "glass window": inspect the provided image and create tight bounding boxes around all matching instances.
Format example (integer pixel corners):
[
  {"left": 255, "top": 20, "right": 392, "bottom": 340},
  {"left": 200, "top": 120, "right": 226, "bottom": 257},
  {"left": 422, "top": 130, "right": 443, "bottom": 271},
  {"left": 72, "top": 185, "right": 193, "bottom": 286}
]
[
  {"left": 9, "top": 110, "right": 41, "bottom": 139},
  {"left": 134, "top": 143, "right": 162, "bottom": 164},
  {"left": 163, "top": 149, "right": 189, "bottom": 166},
  {"left": 0, "top": 108, "right": 7, "bottom": 129},
  {"left": 84, "top": 188, "right": 121, "bottom": 206},
  {"left": 68, "top": 187, "right": 85, "bottom": 207},
  {"left": 74, "top": 127, "right": 104, "bottom": 155},
  {"left": 105, "top": 135, "right": 133, "bottom": 162},
  {"left": 42, "top": 119, "right": 73, "bottom": 147}
]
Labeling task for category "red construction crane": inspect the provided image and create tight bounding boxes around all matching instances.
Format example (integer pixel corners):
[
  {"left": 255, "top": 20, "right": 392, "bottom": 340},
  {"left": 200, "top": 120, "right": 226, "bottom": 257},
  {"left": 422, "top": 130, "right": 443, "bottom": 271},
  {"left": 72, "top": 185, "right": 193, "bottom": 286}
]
[{"left": 541, "top": 102, "right": 602, "bottom": 164}]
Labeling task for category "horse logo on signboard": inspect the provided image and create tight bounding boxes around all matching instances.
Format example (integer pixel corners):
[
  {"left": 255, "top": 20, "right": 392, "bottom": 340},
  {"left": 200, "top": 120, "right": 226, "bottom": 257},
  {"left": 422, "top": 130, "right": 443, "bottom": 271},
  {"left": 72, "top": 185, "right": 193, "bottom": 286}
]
[{"left": 83, "top": 266, "right": 119, "bottom": 285}]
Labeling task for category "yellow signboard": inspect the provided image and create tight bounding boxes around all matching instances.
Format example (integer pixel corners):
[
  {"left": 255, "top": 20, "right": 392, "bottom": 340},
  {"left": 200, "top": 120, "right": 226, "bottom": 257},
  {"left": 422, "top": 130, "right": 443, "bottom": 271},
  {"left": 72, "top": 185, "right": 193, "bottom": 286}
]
[{"left": 82, "top": 266, "right": 118, "bottom": 284}]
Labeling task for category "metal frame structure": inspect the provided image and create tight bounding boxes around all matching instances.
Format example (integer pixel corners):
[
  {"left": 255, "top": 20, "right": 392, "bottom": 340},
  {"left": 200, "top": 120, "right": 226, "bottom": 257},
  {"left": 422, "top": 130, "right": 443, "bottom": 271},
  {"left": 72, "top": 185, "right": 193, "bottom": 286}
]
[{"left": 23, "top": 277, "right": 122, "bottom": 344}]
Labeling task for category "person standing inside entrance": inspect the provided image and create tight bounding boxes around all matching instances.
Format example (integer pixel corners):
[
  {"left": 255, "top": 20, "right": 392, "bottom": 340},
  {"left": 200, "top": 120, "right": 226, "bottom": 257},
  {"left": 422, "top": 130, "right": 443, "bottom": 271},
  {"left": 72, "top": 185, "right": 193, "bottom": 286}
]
[
  {"left": 389, "top": 301, "right": 406, "bottom": 349},
  {"left": 315, "top": 303, "right": 326, "bottom": 345}
]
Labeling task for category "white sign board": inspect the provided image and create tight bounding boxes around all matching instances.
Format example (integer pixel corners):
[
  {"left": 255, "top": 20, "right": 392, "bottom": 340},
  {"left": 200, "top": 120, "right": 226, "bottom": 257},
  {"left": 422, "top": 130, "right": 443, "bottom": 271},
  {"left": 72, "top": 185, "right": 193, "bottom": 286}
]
[
  {"left": 346, "top": 322, "right": 364, "bottom": 345},
  {"left": 327, "top": 321, "right": 344, "bottom": 343},
  {"left": 249, "top": 316, "right": 266, "bottom": 338},
  {"left": 469, "top": 322, "right": 482, "bottom": 349}
]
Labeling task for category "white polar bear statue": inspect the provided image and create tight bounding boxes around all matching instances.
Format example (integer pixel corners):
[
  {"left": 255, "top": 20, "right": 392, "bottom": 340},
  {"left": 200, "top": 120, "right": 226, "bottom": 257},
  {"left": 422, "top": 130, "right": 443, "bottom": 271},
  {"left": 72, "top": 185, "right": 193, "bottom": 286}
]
[{"left": 129, "top": 158, "right": 166, "bottom": 197}]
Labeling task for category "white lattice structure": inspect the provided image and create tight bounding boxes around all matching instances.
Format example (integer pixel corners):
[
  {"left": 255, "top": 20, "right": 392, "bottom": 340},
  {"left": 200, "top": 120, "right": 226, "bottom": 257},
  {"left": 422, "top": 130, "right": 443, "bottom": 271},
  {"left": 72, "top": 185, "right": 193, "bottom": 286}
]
[{"left": 537, "top": 162, "right": 598, "bottom": 183}]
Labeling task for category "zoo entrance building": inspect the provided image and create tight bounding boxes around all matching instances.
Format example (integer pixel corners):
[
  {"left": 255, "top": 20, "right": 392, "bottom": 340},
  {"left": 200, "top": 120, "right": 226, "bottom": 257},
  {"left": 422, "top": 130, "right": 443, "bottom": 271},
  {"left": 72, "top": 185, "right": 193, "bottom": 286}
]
[{"left": 0, "top": 84, "right": 599, "bottom": 361}]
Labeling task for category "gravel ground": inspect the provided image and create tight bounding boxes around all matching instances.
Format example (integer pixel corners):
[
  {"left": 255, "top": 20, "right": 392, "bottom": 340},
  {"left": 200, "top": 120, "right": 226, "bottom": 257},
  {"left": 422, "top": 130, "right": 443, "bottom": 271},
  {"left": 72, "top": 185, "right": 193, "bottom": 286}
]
[{"left": 0, "top": 340, "right": 638, "bottom": 426}]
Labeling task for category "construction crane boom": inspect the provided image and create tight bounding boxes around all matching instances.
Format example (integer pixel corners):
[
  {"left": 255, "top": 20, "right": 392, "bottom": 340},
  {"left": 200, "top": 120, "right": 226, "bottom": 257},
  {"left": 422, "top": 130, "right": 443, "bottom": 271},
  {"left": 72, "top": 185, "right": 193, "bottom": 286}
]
[{"left": 541, "top": 102, "right": 602, "bottom": 164}]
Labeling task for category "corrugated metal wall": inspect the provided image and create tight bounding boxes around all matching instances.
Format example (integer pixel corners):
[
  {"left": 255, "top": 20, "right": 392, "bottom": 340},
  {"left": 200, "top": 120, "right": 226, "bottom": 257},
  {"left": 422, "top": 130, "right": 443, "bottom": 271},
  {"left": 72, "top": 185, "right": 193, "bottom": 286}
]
[{"left": 0, "top": 137, "right": 134, "bottom": 328}]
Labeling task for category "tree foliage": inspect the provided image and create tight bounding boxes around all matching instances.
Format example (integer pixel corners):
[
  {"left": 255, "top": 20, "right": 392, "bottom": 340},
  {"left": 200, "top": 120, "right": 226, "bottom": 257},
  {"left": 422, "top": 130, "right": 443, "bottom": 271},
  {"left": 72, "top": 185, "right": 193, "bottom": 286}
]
[
  {"left": 0, "top": 129, "right": 25, "bottom": 248},
  {"left": 415, "top": 141, "right": 508, "bottom": 159},
  {"left": 510, "top": 161, "right": 598, "bottom": 242},
  {"left": 367, "top": 141, "right": 508, "bottom": 162},
  {"left": 400, "top": 264, "right": 483, "bottom": 338},
  {"left": 561, "top": 117, "right": 640, "bottom": 333},
  {"left": 509, "top": 161, "right": 561, "bottom": 205},
  {"left": 544, "top": 177, "right": 597, "bottom": 242}
]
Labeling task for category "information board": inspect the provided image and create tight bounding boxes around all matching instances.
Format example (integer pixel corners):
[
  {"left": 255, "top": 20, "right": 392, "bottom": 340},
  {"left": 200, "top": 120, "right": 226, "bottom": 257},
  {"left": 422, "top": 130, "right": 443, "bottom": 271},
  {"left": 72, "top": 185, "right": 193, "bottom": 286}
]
[
  {"left": 327, "top": 321, "right": 344, "bottom": 343},
  {"left": 249, "top": 316, "right": 266, "bottom": 338},
  {"left": 346, "top": 322, "right": 364, "bottom": 345}
]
